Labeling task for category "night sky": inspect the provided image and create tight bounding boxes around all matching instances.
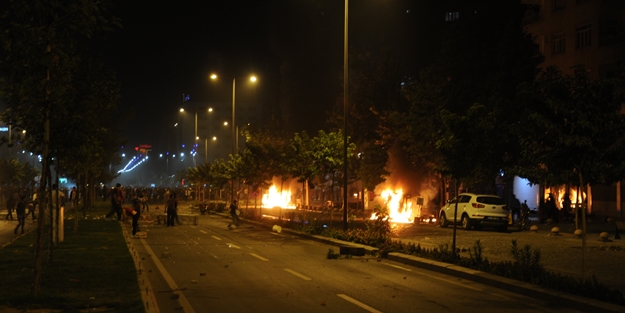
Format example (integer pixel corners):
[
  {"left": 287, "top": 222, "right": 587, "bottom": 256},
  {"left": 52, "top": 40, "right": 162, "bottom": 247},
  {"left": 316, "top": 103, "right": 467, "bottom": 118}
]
[{"left": 102, "top": 0, "right": 440, "bottom": 155}]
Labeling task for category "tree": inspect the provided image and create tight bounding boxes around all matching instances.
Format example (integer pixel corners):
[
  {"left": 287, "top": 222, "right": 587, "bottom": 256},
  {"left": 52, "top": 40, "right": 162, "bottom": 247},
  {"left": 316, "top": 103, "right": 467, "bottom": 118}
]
[
  {"left": 399, "top": 1, "right": 542, "bottom": 191},
  {"left": 244, "top": 117, "right": 292, "bottom": 191},
  {"left": 0, "top": 0, "right": 121, "bottom": 295},
  {"left": 328, "top": 48, "right": 404, "bottom": 193},
  {"left": 397, "top": 1, "right": 542, "bottom": 254},
  {"left": 513, "top": 66, "right": 625, "bottom": 187},
  {"left": 0, "top": 158, "right": 39, "bottom": 188},
  {"left": 287, "top": 131, "right": 318, "bottom": 206},
  {"left": 311, "top": 130, "right": 355, "bottom": 203},
  {"left": 512, "top": 66, "right": 625, "bottom": 277}
]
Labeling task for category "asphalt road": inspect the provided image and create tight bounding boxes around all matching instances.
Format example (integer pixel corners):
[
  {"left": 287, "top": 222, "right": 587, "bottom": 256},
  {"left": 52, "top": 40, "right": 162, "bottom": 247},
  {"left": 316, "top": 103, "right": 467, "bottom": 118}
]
[{"left": 133, "top": 214, "right": 587, "bottom": 313}]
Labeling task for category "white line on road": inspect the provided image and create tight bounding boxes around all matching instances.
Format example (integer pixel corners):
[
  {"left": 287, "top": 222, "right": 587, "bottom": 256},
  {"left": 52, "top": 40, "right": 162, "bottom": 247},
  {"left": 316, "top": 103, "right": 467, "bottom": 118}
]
[
  {"left": 199, "top": 230, "right": 207, "bottom": 234},
  {"left": 381, "top": 263, "right": 413, "bottom": 272},
  {"left": 337, "top": 294, "right": 383, "bottom": 313},
  {"left": 139, "top": 238, "right": 196, "bottom": 313},
  {"left": 211, "top": 235, "right": 222, "bottom": 240},
  {"left": 283, "top": 268, "right": 312, "bottom": 280},
  {"left": 226, "top": 243, "right": 241, "bottom": 249},
  {"left": 249, "top": 253, "right": 269, "bottom": 261}
]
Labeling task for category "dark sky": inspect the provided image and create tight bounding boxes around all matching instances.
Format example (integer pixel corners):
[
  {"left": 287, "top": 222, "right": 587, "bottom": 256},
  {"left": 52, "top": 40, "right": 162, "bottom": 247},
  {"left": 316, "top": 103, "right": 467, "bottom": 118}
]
[{"left": 101, "top": 0, "right": 442, "bottom": 155}]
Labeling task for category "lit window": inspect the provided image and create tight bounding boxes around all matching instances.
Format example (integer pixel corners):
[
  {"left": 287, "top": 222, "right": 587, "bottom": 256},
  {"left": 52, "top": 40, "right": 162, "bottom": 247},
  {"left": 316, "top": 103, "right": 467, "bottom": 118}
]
[
  {"left": 551, "top": 33, "right": 566, "bottom": 54},
  {"left": 576, "top": 24, "right": 591, "bottom": 48}
]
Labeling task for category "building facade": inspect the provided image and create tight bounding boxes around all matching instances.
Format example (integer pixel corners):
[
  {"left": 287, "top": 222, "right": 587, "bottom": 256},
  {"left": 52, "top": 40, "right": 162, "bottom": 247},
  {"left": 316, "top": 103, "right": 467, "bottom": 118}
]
[{"left": 521, "top": 0, "right": 625, "bottom": 217}]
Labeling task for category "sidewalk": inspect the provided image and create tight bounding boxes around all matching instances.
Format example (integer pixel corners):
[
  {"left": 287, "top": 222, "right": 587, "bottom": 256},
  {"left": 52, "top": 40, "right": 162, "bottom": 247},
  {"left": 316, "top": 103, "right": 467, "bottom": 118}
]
[{"left": 0, "top": 217, "right": 37, "bottom": 249}]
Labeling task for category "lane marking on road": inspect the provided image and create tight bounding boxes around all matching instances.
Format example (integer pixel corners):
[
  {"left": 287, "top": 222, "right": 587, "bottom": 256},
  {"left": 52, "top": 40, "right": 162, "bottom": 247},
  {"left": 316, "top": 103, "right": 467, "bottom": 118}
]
[
  {"left": 269, "top": 232, "right": 283, "bottom": 236},
  {"left": 226, "top": 243, "right": 241, "bottom": 249},
  {"left": 210, "top": 253, "right": 219, "bottom": 259},
  {"left": 284, "top": 268, "right": 312, "bottom": 281},
  {"left": 337, "top": 294, "right": 383, "bottom": 313},
  {"left": 250, "top": 253, "right": 269, "bottom": 261},
  {"left": 139, "top": 238, "right": 196, "bottom": 313},
  {"left": 381, "top": 263, "right": 413, "bottom": 272},
  {"left": 199, "top": 230, "right": 208, "bottom": 234},
  {"left": 211, "top": 236, "right": 222, "bottom": 240}
]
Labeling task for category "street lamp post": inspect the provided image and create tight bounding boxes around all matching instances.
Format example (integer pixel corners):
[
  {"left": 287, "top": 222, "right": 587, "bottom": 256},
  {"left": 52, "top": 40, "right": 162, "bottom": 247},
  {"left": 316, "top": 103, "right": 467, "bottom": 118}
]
[
  {"left": 210, "top": 73, "right": 257, "bottom": 202},
  {"left": 211, "top": 74, "right": 256, "bottom": 157},
  {"left": 343, "top": 0, "right": 349, "bottom": 230}
]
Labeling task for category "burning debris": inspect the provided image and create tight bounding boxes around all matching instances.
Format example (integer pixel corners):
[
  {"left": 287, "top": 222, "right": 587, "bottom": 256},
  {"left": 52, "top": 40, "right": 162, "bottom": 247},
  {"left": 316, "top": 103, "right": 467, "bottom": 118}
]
[
  {"left": 262, "top": 185, "right": 295, "bottom": 209},
  {"left": 370, "top": 188, "right": 416, "bottom": 224}
]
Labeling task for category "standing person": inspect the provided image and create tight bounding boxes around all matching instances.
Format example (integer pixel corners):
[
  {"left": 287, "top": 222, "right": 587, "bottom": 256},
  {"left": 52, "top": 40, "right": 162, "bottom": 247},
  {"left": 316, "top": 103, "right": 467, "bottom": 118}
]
[
  {"left": 14, "top": 195, "right": 27, "bottom": 234},
  {"left": 29, "top": 191, "right": 39, "bottom": 221},
  {"left": 5, "top": 193, "right": 16, "bottom": 221},
  {"left": 166, "top": 194, "right": 176, "bottom": 226},
  {"left": 140, "top": 193, "right": 149, "bottom": 212},
  {"left": 68, "top": 186, "right": 78, "bottom": 214},
  {"left": 228, "top": 200, "right": 239, "bottom": 228},
  {"left": 173, "top": 193, "right": 181, "bottom": 225},
  {"left": 546, "top": 193, "right": 559, "bottom": 223},
  {"left": 128, "top": 196, "right": 141, "bottom": 236},
  {"left": 105, "top": 184, "right": 124, "bottom": 220},
  {"left": 562, "top": 192, "right": 572, "bottom": 220}
]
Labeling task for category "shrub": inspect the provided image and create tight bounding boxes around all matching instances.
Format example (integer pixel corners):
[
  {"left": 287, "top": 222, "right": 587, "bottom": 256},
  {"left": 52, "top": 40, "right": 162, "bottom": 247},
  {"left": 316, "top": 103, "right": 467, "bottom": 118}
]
[{"left": 307, "top": 218, "right": 625, "bottom": 306}]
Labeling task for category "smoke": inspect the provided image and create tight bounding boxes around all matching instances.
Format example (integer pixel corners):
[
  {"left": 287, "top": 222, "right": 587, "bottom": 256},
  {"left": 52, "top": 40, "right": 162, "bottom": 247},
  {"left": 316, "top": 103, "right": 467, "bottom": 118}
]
[{"left": 374, "top": 141, "right": 440, "bottom": 211}]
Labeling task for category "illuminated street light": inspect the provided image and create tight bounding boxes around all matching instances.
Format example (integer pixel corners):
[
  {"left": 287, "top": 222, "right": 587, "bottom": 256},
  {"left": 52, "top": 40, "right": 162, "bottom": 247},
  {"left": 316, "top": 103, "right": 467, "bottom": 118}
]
[{"left": 210, "top": 73, "right": 257, "bottom": 156}]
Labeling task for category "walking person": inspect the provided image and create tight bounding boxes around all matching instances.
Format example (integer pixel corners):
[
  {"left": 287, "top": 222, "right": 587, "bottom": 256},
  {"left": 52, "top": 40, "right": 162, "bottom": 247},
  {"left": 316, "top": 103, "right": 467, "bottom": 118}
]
[
  {"left": 166, "top": 194, "right": 177, "bottom": 227},
  {"left": 14, "top": 195, "right": 27, "bottom": 234},
  {"left": 228, "top": 200, "right": 240, "bottom": 228},
  {"left": 105, "top": 184, "right": 124, "bottom": 220},
  {"left": 5, "top": 193, "right": 16, "bottom": 221}
]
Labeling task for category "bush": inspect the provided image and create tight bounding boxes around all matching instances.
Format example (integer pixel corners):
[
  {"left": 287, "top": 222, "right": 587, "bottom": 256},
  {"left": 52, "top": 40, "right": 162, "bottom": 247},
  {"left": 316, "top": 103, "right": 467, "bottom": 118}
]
[{"left": 301, "top": 212, "right": 625, "bottom": 306}]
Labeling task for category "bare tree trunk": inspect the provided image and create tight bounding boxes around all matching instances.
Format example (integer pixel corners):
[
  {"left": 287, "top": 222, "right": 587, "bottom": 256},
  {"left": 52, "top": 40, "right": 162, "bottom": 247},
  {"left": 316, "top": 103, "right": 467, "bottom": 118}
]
[
  {"left": 32, "top": 81, "right": 52, "bottom": 294},
  {"left": 578, "top": 172, "right": 587, "bottom": 280},
  {"left": 74, "top": 172, "right": 81, "bottom": 232},
  {"left": 47, "top": 167, "right": 53, "bottom": 261}
]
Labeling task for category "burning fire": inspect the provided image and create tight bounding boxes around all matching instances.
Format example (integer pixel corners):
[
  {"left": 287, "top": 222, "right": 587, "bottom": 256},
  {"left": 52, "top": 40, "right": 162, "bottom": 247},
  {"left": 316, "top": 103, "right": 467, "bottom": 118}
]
[
  {"left": 371, "top": 188, "right": 416, "bottom": 223},
  {"left": 545, "top": 186, "right": 586, "bottom": 208},
  {"left": 262, "top": 185, "right": 295, "bottom": 209}
]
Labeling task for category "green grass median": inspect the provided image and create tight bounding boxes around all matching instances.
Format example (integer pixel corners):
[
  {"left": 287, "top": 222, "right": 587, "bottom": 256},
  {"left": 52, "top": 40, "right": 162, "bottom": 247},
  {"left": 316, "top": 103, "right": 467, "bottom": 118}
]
[{"left": 0, "top": 203, "right": 144, "bottom": 312}]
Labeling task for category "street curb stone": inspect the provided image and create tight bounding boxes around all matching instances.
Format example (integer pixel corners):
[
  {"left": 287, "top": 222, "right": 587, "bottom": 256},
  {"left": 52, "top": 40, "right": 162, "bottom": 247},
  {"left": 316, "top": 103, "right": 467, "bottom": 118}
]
[{"left": 388, "top": 252, "right": 624, "bottom": 313}]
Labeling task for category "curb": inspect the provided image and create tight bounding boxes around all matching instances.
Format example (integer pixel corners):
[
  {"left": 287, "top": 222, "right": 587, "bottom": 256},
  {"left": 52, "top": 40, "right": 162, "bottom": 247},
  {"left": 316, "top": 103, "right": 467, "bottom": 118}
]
[
  {"left": 121, "top": 220, "right": 160, "bottom": 313},
  {"left": 387, "top": 252, "right": 624, "bottom": 313},
  {"left": 228, "top": 213, "right": 624, "bottom": 313}
]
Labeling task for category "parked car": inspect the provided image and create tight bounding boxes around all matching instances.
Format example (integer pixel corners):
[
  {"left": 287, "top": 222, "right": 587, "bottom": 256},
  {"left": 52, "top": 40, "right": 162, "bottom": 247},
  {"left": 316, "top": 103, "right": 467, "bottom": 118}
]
[{"left": 439, "top": 193, "right": 508, "bottom": 232}]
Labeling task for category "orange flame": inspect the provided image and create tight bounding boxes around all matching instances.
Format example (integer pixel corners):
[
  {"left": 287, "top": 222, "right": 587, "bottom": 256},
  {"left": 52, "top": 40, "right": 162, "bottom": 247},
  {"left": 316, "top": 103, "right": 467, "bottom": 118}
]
[
  {"left": 262, "top": 185, "right": 296, "bottom": 209},
  {"left": 545, "top": 186, "right": 586, "bottom": 208},
  {"left": 371, "top": 188, "right": 415, "bottom": 223}
]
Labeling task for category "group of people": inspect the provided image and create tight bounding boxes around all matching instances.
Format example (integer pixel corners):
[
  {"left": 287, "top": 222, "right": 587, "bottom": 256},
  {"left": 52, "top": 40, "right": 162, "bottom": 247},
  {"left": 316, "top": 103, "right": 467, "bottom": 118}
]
[
  {"left": 105, "top": 183, "right": 144, "bottom": 235},
  {"left": 105, "top": 183, "right": 183, "bottom": 235},
  {"left": 5, "top": 184, "right": 66, "bottom": 235},
  {"left": 104, "top": 183, "right": 241, "bottom": 234}
]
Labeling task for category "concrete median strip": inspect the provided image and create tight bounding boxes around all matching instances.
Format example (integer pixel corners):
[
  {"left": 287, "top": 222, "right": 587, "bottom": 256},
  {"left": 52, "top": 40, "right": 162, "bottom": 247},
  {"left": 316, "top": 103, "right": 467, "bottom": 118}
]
[{"left": 387, "top": 252, "right": 624, "bottom": 313}]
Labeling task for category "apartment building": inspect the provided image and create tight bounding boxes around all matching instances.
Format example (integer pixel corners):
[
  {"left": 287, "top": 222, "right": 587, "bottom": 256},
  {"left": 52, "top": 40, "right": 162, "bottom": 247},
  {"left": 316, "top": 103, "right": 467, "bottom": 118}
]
[{"left": 520, "top": 0, "right": 625, "bottom": 216}]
